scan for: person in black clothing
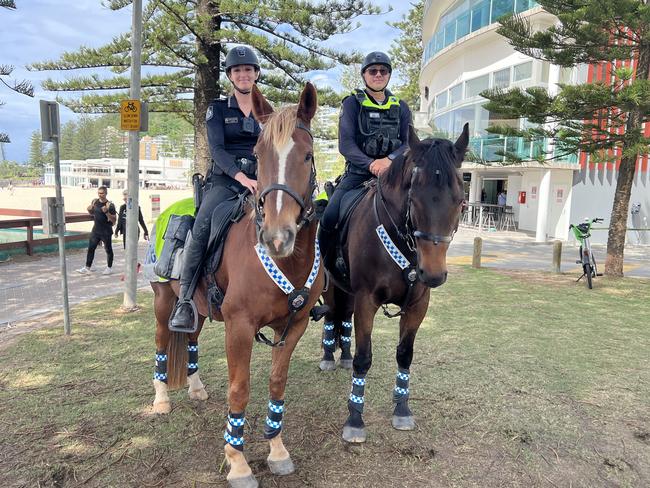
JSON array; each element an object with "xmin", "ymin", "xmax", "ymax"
[
  {"xmin": 318, "ymin": 51, "xmax": 413, "ymax": 259},
  {"xmin": 170, "ymin": 45, "xmax": 262, "ymax": 330},
  {"xmin": 115, "ymin": 189, "xmax": 149, "ymax": 248},
  {"xmin": 78, "ymin": 186, "xmax": 117, "ymax": 275}
]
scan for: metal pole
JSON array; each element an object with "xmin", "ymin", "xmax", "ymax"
[
  {"xmin": 52, "ymin": 133, "xmax": 71, "ymax": 334},
  {"xmin": 123, "ymin": 0, "xmax": 143, "ymax": 310}
]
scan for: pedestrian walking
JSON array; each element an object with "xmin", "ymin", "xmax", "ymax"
[
  {"xmin": 115, "ymin": 189, "xmax": 149, "ymax": 248},
  {"xmin": 77, "ymin": 186, "xmax": 117, "ymax": 275}
]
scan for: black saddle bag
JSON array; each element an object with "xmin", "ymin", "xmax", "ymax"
[{"xmin": 154, "ymin": 214, "xmax": 195, "ymax": 279}]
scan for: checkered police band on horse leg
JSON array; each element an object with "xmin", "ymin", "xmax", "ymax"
[
  {"xmin": 322, "ymin": 124, "xmax": 469, "ymax": 444},
  {"xmin": 150, "ymin": 82, "xmax": 323, "ymax": 488}
]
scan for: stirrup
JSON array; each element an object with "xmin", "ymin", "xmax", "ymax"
[{"xmin": 168, "ymin": 299, "xmax": 199, "ymax": 334}]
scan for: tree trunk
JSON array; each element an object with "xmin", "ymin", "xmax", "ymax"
[
  {"xmin": 193, "ymin": 0, "xmax": 222, "ymax": 175},
  {"xmin": 604, "ymin": 42, "xmax": 650, "ymax": 276}
]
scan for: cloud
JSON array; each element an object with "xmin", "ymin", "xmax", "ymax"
[{"xmin": 1, "ymin": 1, "xmax": 412, "ymax": 162}]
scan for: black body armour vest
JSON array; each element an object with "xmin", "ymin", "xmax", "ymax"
[{"xmin": 354, "ymin": 89, "xmax": 402, "ymax": 159}]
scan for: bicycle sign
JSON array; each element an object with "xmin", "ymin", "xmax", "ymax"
[{"xmin": 120, "ymin": 99, "xmax": 141, "ymax": 131}]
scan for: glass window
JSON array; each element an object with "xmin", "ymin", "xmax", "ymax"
[
  {"xmin": 493, "ymin": 68, "xmax": 511, "ymax": 89},
  {"xmin": 435, "ymin": 31, "xmax": 445, "ymax": 52},
  {"xmin": 471, "ymin": 0, "xmax": 490, "ymax": 32},
  {"xmin": 513, "ymin": 61, "xmax": 533, "ymax": 81},
  {"xmin": 491, "ymin": 0, "xmax": 514, "ymax": 22},
  {"xmin": 456, "ymin": 12, "xmax": 470, "ymax": 39},
  {"xmin": 466, "ymin": 74, "xmax": 490, "ymax": 97},
  {"xmin": 444, "ymin": 23, "xmax": 456, "ymax": 46},
  {"xmin": 449, "ymin": 83, "xmax": 463, "ymax": 104},
  {"xmin": 435, "ymin": 91, "xmax": 448, "ymax": 110},
  {"xmin": 515, "ymin": 0, "xmax": 537, "ymax": 13}
]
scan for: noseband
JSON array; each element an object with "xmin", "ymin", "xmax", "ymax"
[{"xmin": 254, "ymin": 121, "xmax": 318, "ymax": 232}]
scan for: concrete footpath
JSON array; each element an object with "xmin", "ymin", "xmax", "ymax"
[
  {"xmin": 0, "ymin": 241, "xmax": 151, "ymax": 326},
  {"xmin": 1, "ymin": 229, "xmax": 648, "ymax": 327}
]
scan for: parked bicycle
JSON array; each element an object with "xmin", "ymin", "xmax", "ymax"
[{"xmin": 569, "ymin": 217, "xmax": 604, "ymax": 289}]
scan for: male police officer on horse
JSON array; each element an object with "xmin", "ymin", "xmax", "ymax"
[
  {"xmin": 170, "ymin": 46, "xmax": 262, "ymax": 331},
  {"xmin": 318, "ymin": 51, "xmax": 413, "ymax": 260}
]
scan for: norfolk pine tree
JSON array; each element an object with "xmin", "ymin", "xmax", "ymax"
[
  {"xmin": 1, "ymin": 1, "xmax": 34, "ymax": 143},
  {"xmin": 481, "ymin": 0, "xmax": 650, "ymax": 277},
  {"xmin": 388, "ymin": 0, "xmax": 423, "ymax": 109},
  {"xmin": 28, "ymin": 0, "xmax": 381, "ymax": 173}
]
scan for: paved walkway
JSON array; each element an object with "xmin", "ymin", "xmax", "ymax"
[
  {"xmin": 1, "ymin": 230, "xmax": 648, "ymax": 327},
  {"xmin": 0, "ymin": 241, "xmax": 151, "ymax": 326},
  {"xmin": 448, "ymin": 228, "xmax": 650, "ymax": 278}
]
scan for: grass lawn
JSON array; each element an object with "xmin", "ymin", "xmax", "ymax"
[{"xmin": 0, "ymin": 266, "xmax": 648, "ymax": 487}]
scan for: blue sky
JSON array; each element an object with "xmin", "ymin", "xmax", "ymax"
[{"xmin": 0, "ymin": 1, "xmax": 411, "ymax": 163}]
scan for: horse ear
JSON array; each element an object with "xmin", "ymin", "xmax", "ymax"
[
  {"xmin": 408, "ymin": 124, "xmax": 420, "ymax": 148},
  {"xmin": 454, "ymin": 123, "xmax": 470, "ymax": 166},
  {"xmin": 251, "ymin": 84, "xmax": 274, "ymax": 124},
  {"xmin": 297, "ymin": 82, "xmax": 317, "ymax": 123}
]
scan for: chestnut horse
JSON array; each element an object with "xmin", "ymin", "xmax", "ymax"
[
  {"xmin": 151, "ymin": 83, "xmax": 324, "ymax": 487},
  {"xmin": 320, "ymin": 124, "xmax": 469, "ymax": 443}
]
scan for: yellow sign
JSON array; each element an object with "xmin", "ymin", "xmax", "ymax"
[{"xmin": 120, "ymin": 99, "xmax": 141, "ymax": 131}]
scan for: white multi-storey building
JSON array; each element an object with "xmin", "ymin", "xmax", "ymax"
[
  {"xmin": 418, "ymin": 0, "xmax": 649, "ymax": 244},
  {"xmin": 44, "ymin": 156, "xmax": 192, "ymax": 189}
]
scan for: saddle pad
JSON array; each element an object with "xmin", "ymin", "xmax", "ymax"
[{"xmin": 154, "ymin": 198, "xmax": 196, "ymax": 259}]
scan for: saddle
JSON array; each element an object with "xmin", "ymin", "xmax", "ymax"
[
  {"xmin": 325, "ymin": 181, "xmax": 374, "ymax": 287},
  {"xmin": 154, "ymin": 194, "xmax": 248, "ymax": 316}
]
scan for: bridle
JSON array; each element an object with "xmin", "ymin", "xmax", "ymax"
[
  {"xmin": 373, "ymin": 151, "xmax": 463, "ymax": 317},
  {"xmin": 254, "ymin": 120, "xmax": 318, "ymax": 234},
  {"xmin": 374, "ymin": 162, "xmax": 461, "ymax": 254}
]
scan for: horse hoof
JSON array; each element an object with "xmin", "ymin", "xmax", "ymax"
[
  {"xmin": 189, "ymin": 388, "xmax": 209, "ymax": 401},
  {"xmin": 152, "ymin": 401, "xmax": 171, "ymax": 414},
  {"xmin": 342, "ymin": 425, "xmax": 367, "ymax": 443},
  {"xmin": 392, "ymin": 415, "xmax": 415, "ymax": 431},
  {"xmin": 227, "ymin": 474, "xmax": 258, "ymax": 488},
  {"xmin": 267, "ymin": 456, "xmax": 295, "ymax": 475},
  {"xmin": 319, "ymin": 360, "xmax": 336, "ymax": 371},
  {"xmin": 337, "ymin": 358, "xmax": 353, "ymax": 370}
]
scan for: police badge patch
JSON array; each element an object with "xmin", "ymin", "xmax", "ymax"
[{"xmin": 206, "ymin": 105, "xmax": 213, "ymax": 121}]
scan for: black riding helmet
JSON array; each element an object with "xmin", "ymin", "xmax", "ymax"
[
  {"xmin": 360, "ymin": 51, "xmax": 392, "ymax": 75},
  {"xmin": 225, "ymin": 45, "xmax": 260, "ymax": 73}
]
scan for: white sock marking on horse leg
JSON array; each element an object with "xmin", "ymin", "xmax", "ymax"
[{"xmin": 275, "ymin": 140, "xmax": 295, "ymax": 214}]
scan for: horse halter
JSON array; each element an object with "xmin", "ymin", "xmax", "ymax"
[
  {"xmin": 254, "ymin": 121, "xmax": 317, "ymax": 233},
  {"xmin": 375, "ymin": 165, "xmax": 458, "ymax": 254}
]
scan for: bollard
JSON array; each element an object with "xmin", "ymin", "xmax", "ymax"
[
  {"xmin": 472, "ymin": 236, "xmax": 482, "ymax": 268},
  {"xmin": 552, "ymin": 240, "xmax": 562, "ymax": 273}
]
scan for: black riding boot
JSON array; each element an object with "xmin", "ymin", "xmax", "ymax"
[
  {"xmin": 169, "ymin": 234, "xmax": 206, "ymax": 332},
  {"xmin": 318, "ymin": 225, "xmax": 335, "ymax": 261}
]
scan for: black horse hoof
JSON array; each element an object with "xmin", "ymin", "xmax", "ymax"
[
  {"xmin": 392, "ymin": 415, "xmax": 415, "ymax": 431},
  {"xmin": 337, "ymin": 358, "xmax": 353, "ymax": 370},
  {"xmin": 342, "ymin": 425, "xmax": 367, "ymax": 443}
]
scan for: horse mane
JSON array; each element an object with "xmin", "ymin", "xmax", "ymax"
[
  {"xmin": 382, "ymin": 138, "xmax": 460, "ymax": 189},
  {"xmin": 260, "ymin": 105, "xmax": 299, "ymax": 148}
]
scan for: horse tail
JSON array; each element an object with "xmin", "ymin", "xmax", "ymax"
[{"xmin": 166, "ymin": 331, "xmax": 188, "ymax": 389}]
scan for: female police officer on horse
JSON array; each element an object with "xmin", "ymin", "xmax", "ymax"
[
  {"xmin": 318, "ymin": 51, "xmax": 413, "ymax": 259},
  {"xmin": 171, "ymin": 45, "xmax": 262, "ymax": 330}
]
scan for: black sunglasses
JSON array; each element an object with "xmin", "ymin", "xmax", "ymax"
[{"xmin": 367, "ymin": 68, "xmax": 389, "ymax": 76}]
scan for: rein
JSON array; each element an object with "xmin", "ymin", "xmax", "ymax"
[
  {"xmin": 373, "ymin": 160, "xmax": 458, "ymax": 318},
  {"xmin": 254, "ymin": 120, "xmax": 320, "ymax": 347}
]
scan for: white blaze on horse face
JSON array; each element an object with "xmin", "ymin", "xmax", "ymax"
[{"xmin": 275, "ymin": 139, "xmax": 295, "ymax": 214}]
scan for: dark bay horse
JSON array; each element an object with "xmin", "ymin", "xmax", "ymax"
[
  {"xmin": 321, "ymin": 123, "xmax": 469, "ymax": 443},
  {"xmin": 151, "ymin": 83, "xmax": 324, "ymax": 487}
]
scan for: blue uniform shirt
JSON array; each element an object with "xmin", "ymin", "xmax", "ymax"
[
  {"xmin": 338, "ymin": 88, "xmax": 412, "ymax": 174},
  {"xmin": 206, "ymin": 95, "xmax": 261, "ymax": 179}
]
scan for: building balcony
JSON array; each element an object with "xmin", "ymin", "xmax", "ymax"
[
  {"xmin": 423, "ymin": 0, "xmax": 538, "ymax": 67},
  {"xmin": 468, "ymin": 135, "xmax": 578, "ymax": 165}
]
